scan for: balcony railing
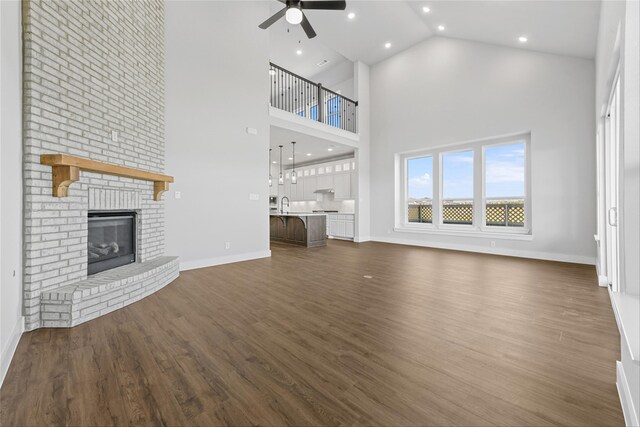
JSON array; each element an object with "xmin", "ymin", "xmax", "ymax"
[
  {"xmin": 269, "ymin": 62, "xmax": 358, "ymax": 133},
  {"xmin": 408, "ymin": 199, "xmax": 525, "ymax": 227}
]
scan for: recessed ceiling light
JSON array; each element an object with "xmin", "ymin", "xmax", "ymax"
[
  {"xmin": 437, "ymin": 25, "xmax": 445, "ymax": 31},
  {"xmin": 296, "ymin": 49, "xmax": 303, "ymax": 55},
  {"xmin": 347, "ymin": 12, "xmax": 355, "ymax": 19},
  {"xmin": 422, "ymin": 6, "xmax": 430, "ymax": 13},
  {"xmin": 288, "ymin": 157, "xmax": 293, "ymax": 160},
  {"xmin": 272, "ymin": 161, "xmax": 277, "ymax": 164},
  {"xmin": 518, "ymin": 36, "xmax": 528, "ymax": 43},
  {"xmin": 306, "ymin": 153, "xmax": 312, "ymax": 156},
  {"xmin": 384, "ymin": 42, "xmax": 392, "ymax": 49},
  {"xmin": 328, "ymin": 148, "xmax": 334, "ymax": 152}
]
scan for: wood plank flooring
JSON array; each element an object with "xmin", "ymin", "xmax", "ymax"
[{"xmin": 0, "ymin": 240, "xmax": 624, "ymax": 426}]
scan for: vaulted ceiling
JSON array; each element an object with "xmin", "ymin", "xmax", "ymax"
[{"xmin": 268, "ymin": 0, "xmax": 601, "ymax": 80}]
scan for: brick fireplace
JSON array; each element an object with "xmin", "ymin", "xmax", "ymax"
[{"xmin": 22, "ymin": 0, "xmax": 178, "ymax": 330}]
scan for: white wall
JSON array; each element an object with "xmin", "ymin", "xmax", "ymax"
[
  {"xmin": 595, "ymin": 1, "xmax": 640, "ymax": 425},
  {"xmin": 165, "ymin": 1, "xmax": 271, "ymax": 271},
  {"xmin": 0, "ymin": 0, "xmax": 24, "ymax": 385},
  {"xmin": 369, "ymin": 37, "xmax": 596, "ymax": 263},
  {"xmin": 313, "ymin": 59, "xmax": 355, "ymax": 99}
]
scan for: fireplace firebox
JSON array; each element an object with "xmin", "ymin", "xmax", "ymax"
[{"xmin": 88, "ymin": 211, "xmax": 136, "ymax": 275}]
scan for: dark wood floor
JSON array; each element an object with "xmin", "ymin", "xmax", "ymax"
[{"xmin": 0, "ymin": 241, "xmax": 624, "ymax": 426}]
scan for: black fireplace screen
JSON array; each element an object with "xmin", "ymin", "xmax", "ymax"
[{"xmin": 88, "ymin": 211, "xmax": 136, "ymax": 275}]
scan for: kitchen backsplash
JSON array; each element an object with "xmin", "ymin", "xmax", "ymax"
[{"xmin": 289, "ymin": 199, "xmax": 355, "ymax": 213}]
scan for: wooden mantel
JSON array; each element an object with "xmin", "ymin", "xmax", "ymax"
[{"xmin": 40, "ymin": 154, "xmax": 174, "ymax": 201}]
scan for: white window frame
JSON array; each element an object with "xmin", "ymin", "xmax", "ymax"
[
  {"xmin": 401, "ymin": 153, "xmax": 436, "ymax": 228},
  {"xmin": 439, "ymin": 148, "xmax": 476, "ymax": 232},
  {"xmin": 481, "ymin": 137, "xmax": 531, "ymax": 234},
  {"xmin": 396, "ymin": 133, "xmax": 532, "ymax": 239}
]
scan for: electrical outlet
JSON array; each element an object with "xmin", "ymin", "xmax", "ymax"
[
  {"xmin": 111, "ymin": 130, "xmax": 118, "ymax": 142},
  {"xmin": 490, "ymin": 241, "xmax": 496, "ymax": 247},
  {"xmin": 225, "ymin": 242, "xmax": 231, "ymax": 250},
  {"xmin": 249, "ymin": 193, "xmax": 259, "ymax": 201},
  {"xmin": 246, "ymin": 127, "xmax": 258, "ymax": 135},
  {"xmin": 175, "ymin": 191, "xmax": 181, "ymax": 199}
]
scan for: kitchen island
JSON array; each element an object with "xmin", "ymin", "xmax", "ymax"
[{"xmin": 270, "ymin": 213, "xmax": 327, "ymax": 248}]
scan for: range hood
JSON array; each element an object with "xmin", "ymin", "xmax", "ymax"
[{"xmin": 314, "ymin": 188, "xmax": 335, "ymax": 194}]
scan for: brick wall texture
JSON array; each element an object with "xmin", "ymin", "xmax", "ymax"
[{"xmin": 22, "ymin": 0, "xmax": 167, "ymax": 330}]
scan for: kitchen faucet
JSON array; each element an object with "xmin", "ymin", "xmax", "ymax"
[{"xmin": 280, "ymin": 196, "xmax": 290, "ymax": 214}]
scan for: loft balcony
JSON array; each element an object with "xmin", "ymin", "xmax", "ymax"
[{"xmin": 269, "ymin": 63, "xmax": 358, "ymax": 134}]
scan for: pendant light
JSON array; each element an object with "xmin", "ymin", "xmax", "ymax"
[
  {"xmin": 291, "ymin": 141, "xmax": 297, "ymax": 184},
  {"xmin": 268, "ymin": 148, "xmax": 273, "ymax": 187},
  {"xmin": 278, "ymin": 145, "xmax": 284, "ymax": 185}
]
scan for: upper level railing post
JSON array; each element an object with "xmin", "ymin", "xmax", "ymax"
[{"xmin": 317, "ymin": 83, "xmax": 323, "ymax": 124}]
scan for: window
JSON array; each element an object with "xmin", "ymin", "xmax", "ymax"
[
  {"xmin": 297, "ymin": 104, "xmax": 319, "ymax": 120},
  {"xmin": 441, "ymin": 150, "xmax": 473, "ymax": 225},
  {"xmin": 397, "ymin": 134, "xmax": 530, "ymax": 236},
  {"xmin": 310, "ymin": 104, "xmax": 319, "ymax": 121},
  {"xmin": 484, "ymin": 143, "xmax": 525, "ymax": 227},
  {"xmin": 326, "ymin": 96, "xmax": 341, "ymax": 128},
  {"xmin": 407, "ymin": 156, "xmax": 433, "ymax": 223}
]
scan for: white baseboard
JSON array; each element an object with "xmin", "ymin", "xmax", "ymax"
[
  {"xmin": 595, "ymin": 262, "xmax": 610, "ymax": 287},
  {"xmin": 369, "ymin": 236, "xmax": 596, "ymax": 265},
  {"xmin": 0, "ymin": 316, "xmax": 24, "ymax": 387},
  {"xmin": 617, "ymin": 361, "xmax": 639, "ymax": 427},
  {"xmin": 179, "ymin": 250, "xmax": 271, "ymax": 272},
  {"xmin": 354, "ymin": 235, "xmax": 371, "ymax": 243}
]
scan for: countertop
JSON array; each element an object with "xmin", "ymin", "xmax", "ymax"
[{"xmin": 270, "ymin": 212, "xmax": 328, "ymax": 217}]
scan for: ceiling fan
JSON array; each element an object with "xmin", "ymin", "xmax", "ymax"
[{"xmin": 259, "ymin": 0, "xmax": 347, "ymax": 39}]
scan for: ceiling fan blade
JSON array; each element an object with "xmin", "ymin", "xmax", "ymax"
[
  {"xmin": 258, "ymin": 7, "xmax": 288, "ymax": 30},
  {"xmin": 300, "ymin": 1, "xmax": 346, "ymax": 10},
  {"xmin": 300, "ymin": 13, "xmax": 317, "ymax": 39}
]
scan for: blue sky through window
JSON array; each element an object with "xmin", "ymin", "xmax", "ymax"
[
  {"xmin": 407, "ymin": 156, "xmax": 433, "ymax": 199},
  {"xmin": 485, "ymin": 143, "xmax": 525, "ymax": 198},
  {"xmin": 443, "ymin": 150, "xmax": 473, "ymax": 199}
]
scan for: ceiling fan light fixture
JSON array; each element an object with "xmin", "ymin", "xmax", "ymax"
[{"xmin": 286, "ymin": 7, "xmax": 304, "ymax": 25}]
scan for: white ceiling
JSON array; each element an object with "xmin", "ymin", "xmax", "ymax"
[
  {"xmin": 270, "ymin": 126, "xmax": 355, "ymax": 167},
  {"xmin": 267, "ymin": 0, "xmax": 601, "ymax": 74}
]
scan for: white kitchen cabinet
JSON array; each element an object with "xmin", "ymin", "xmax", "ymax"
[
  {"xmin": 283, "ymin": 157, "xmax": 356, "ymax": 202},
  {"xmin": 303, "ymin": 176, "xmax": 317, "ymax": 200},
  {"xmin": 329, "ymin": 219, "xmax": 345, "ymax": 237},
  {"xmin": 327, "ymin": 214, "xmax": 355, "ymax": 240},
  {"xmin": 350, "ymin": 171, "xmax": 358, "ymax": 197},
  {"xmin": 345, "ymin": 220, "xmax": 355, "ymax": 238},
  {"xmin": 291, "ymin": 178, "xmax": 303, "ymax": 201},
  {"xmin": 333, "ymin": 173, "xmax": 351, "ymax": 200},
  {"xmin": 317, "ymin": 174, "xmax": 332, "ymax": 189}
]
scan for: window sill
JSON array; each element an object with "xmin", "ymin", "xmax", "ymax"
[{"xmin": 394, "ymin": 226, "xmax": 534, "ymax": 241}]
